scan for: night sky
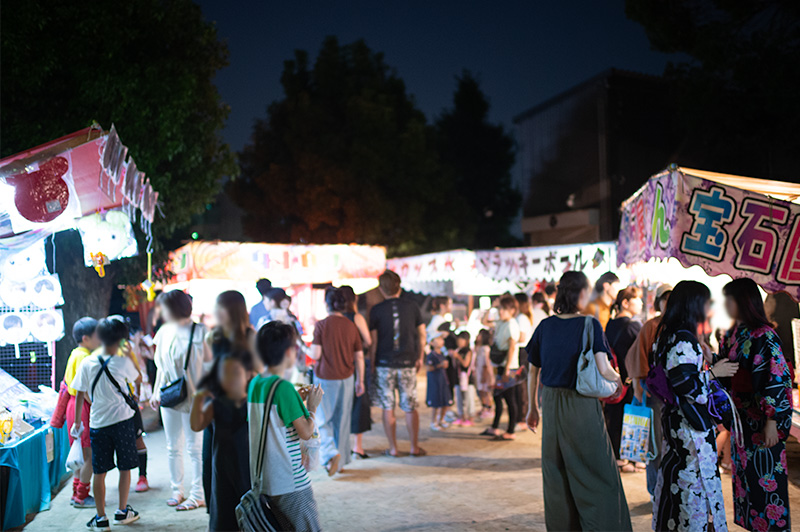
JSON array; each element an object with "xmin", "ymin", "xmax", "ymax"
[{"xmin": 196, "ymin": 0, "xmax": 676, "ymax": 152}]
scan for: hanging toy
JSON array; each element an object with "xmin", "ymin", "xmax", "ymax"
[
  {"xmin": 141, "ymin": 251, "xmax": 156, "ymax": 301},
  {"xmin": 90, "ymin": 252, "xmax": 109, "ymax": 277}
]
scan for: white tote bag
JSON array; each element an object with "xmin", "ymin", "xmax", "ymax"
[{"xmin": 575, "ymin": 316, "xmax": 617, "ymax": 398}]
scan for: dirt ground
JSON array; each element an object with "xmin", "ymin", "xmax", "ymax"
[{"xmin": 22, "ymin": 378, "xmax": 800, "ymax": 531}]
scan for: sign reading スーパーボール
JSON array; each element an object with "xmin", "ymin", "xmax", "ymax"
[{"xmin": 618, "ymin": 167, "xmax": 800, "ymax": 299}]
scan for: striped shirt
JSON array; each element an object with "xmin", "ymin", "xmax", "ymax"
[{"xmin": 248, "ymin": 374, "xmax": 311, "ymax": 496}]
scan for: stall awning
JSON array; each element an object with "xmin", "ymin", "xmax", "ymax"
[
  {"xmin": 618, "ymin": 166, "xmax": 800, "ymax": 299},
  {"xmin": 386, "ymin": 250, "xmax": 519, "ymax": 296},
  {"xmin": 0, "ymin": 125, "xmax": 158, "ymax": 250},
  {"xmin": 168, "ymin": 241, "xmax": 386, "ymax": 285}
]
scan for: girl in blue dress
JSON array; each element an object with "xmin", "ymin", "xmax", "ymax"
[{"xmin": 426, "ymin": 334, "xmax": 452, "ymax": 430}]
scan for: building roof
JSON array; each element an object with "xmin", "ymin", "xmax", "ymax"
[{"xmin": 512, "ymin": 68, "xmax": 664, "ymax": 124}]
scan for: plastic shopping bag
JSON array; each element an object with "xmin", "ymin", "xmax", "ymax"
[
  {"xmin": 66, "ymin": 439, "xmax": 84, "ymax": 471},
  {"xmin": 619, "ymin": 399, "xmax": 656, "ymax": 463},
  {"xmin": 300, "ymin": 429, "xmax": 320, "ymax": 472}
]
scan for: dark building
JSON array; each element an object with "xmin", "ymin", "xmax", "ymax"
[{"xmin": 513, "ymin": 69, "xmax": 680, "ymax": 246}]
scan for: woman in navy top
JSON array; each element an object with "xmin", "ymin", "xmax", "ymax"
[{"xmin": 525, "ymin": 271, "xmax": 632, "ymax": 531}]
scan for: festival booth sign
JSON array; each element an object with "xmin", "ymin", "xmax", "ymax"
[
  {"xmin": 385, "ymin": 250, "xmax": 517, "ymax": 297},
  {"xmin": 0, "ymin": 125, "xmax": 159, "ymax": 390},
  {"xmin": 165, "ymin": 241, "xmax": 387, "ymax": 333},
  {"xmin": 617, "ymin": 165, "xmax": 800, "ymax": 437},
  {"xmin": 475, "ymin": 242, "xmax": 619, "ymax": 289}
]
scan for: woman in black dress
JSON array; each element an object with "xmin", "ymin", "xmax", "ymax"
[
  {"xmin": 190, "ymin": 351, "xmax": 254, "ymax": 532},
  {"xmin": 339, "ymin": 286, "xmax": 373, "ymax": 458},
  {"xmin": 604, "ymin": 286, "xmax": 643, "ymax": 473}
]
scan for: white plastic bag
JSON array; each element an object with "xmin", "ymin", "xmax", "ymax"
[
  {"xmin": 66, "ymin": 439, "xmax": 84, "ymax": 471},
  {"xmin": 300, "ymin": 429, "xmax": 320, "ymax": 472}
]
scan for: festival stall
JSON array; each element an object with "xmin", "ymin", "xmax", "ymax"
[
  {"xmin": 0, "ymin": 125, "xmax": 158, "ymax": 529},
  {"xmin": 164, "ymin": 241, "xmax": 386, "ymax": 335},
  {"xmin": 385, "ymin": 249, "xmax": 517, "ymax": 297},
  {"xmin": 617, "ymin": 165, "xmax": 800, "ymax": 438}
]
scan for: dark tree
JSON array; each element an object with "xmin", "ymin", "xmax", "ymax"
[
  {"xmin": 626, "ymin": 0, "xmax": 800, "ymax": 180},
  {"xmin": 229, "ymin": 37, "xmax": 462, "ymax": 255},
  {"xmin": 1, "ymin": 0, "xmax": 235, "ymax": 379},
  {"xmin": 435, "ymin": 72, "xmax": 520, "ymax": 247}
]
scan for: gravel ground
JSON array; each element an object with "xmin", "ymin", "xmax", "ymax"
[{"xmin": 22, "ymin": 379, "xmax": 800, "ymax": 531}]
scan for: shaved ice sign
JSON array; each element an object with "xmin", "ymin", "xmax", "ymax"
[{"xmin": 618, "ymin": 168, "xmax": 800, "ymax": 299}]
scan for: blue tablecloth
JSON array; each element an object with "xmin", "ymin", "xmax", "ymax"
[{"xmin": 0, "ymin": 423, "xmax": 70, "ymax": 530}]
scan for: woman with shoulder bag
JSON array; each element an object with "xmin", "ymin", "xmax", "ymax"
[
  {"xmin": 150, "ymin": 290, "xmax": 211, "ymax": 511},
  {"xmin": 525, "ymin": 271, "xmax": 632, "ymax": 531},
  {"xmin": 651, "ymin": 281, "xmax": 738, "ymax": 531}
]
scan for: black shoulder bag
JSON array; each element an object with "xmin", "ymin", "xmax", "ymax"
[
  {"xmin": 160, "ymin": 322, "xmax": 197, "ymax": 408},
  {"xmin": 92, "ymin": 356, "xmax": 138, "ymax": 412}
]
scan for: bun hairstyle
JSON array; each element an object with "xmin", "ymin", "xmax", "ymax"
[
  {"xmin": 611, "ymin": 286, "xmax": 642, "ymax": 315},
  {"xmin": 325, "ymin": 287, "xmax": 348, "ymax": 313},
  {"xmin": 338, "ymin": 285, "xmax": 358, "ymax": 313}
]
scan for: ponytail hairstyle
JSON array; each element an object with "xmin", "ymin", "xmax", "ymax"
[{"xmin": 611, "ymin": 286, "xmax": 642, "ymax": 317}]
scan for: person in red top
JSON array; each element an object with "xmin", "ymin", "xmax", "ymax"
[{"xmin": 310, "ymin": 287, "xmax": 365, "ymax": 476}]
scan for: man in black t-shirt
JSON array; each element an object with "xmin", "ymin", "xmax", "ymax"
[{"xmin": 368, "ymin": 270, "xmax": 426, "ymax": 457}]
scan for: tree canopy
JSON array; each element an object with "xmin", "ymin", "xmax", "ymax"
[
  {"xmin": 626, "ymin": 0, "xmax": 800, "ymax": 180},
  {"xmin": 2, "ymin": 0, "xmax": 235, "ymax": 377},
  {"xmin": 435, "ymin": 72, "xmax": 519, "ymax": 248},
  {"xmin": 2, "ymin": 0, "xmax": 236, "ymax": 240},
  {"xmin": 230, "ymin": 38, "xmax": 520, "ymax": 254}
]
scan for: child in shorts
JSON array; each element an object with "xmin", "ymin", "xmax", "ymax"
[{"xmin": 71, "ymin": 317, "xmax": 142, "ymax": 530}]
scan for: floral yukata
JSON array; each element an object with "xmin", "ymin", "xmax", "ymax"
[
  {"xmin": 653, "ymin": 331, "xmax": 727, "ymax": 532},
  {"xmin": 720, "ymin": 325, "xmax": 793, "ymax": 532}
]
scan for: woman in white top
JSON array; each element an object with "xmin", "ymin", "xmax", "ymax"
[
  {"xmin": 150, "ymin": 290, "xmax": 211, "ymax": 510},
  {"xmin": 530, "ymin": 292, "xmax": 551, "ymax": 331},
  {"xmin": 426, "ymin": 296, "xmax": 451, "ymax": 342}
]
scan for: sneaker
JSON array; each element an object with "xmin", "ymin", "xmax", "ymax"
[
  {"xmin": 439, "ymin": 421, "xmax": 450, "ymax": 429},
  {"xmin": 451, "ymin": 419, "xmax": 463, "ymax": 426},
  {"xmin": 73, "ymin": 495, "xmax": 96, "ymax": 509},
  {"xmin": 114, "ymin": 505, "xmax": 140, "ymax": 525},
  {"xmin": 461, "ymin": 420, "xmax": 474, "ymax": 427},
  {"xmin": 444, "ymin": 410, "xmax": 456, "ymax": 422},
  {"xmin": 430, "ymin": 423, "xmax": 441, "ymax": 431},
  {"xmin": 86, "ymin": 515, "xmax": 110, "ymax": 531},
  {"xmin": 135, "ymin": 475, "xmax": 149, "ymax": 492}
]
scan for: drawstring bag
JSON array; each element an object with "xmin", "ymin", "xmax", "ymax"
[
  {"xmin": 620, "ymin": 396, "xmax": 657, "ymax": 463},
  {"xmin": 706, "ymin": 374, "xmax": 744, "ymax": 448},
  {"xmin": 576, "ymin": 316, "xmax": 617, "ymax": 399}
]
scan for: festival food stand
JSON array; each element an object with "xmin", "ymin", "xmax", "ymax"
[
  {"xmin": 0, "ymin": 125, "xmax": 158, "ymax": 529},
  {"xmin": 164, "ymin": 241, "xmax": 386, "ymax": 335},
  {"xmin": 617, "ymin": 165, "xmax": 800, "ymax": 438}
]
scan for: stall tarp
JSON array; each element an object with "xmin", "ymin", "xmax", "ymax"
[
  {"xmin": 618, "ymin": 167, "xmax": 800, "ymax": 299},
  {"xmin": 476, "ymin": 242, "xmax": 617, "ymax": 283},
  {"xmin": 168, "ymin": 241, "xmax": 386, "ymax": 285}
]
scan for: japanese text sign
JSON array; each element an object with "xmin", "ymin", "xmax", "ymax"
[
  {"xmin": 475, "ymin": 243, "xmax": 617, "ymax": 284},
  {"xmin": 618, "ymin": 169, "xmax": 800, "ymax": 299}
]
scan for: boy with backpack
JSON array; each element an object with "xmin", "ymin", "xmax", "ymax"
[{"xmin": 71, "ymin": 317, "xmax": 142, "ymax": 530}]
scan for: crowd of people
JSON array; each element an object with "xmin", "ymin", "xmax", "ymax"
[{"xmin": 48, "ymin": 266, "xmax": 795, "ymax": 532}]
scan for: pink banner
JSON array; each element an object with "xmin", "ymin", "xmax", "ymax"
[{"xmin": 618, "ymin": 169, "xmax": 800, "ymax": 299}]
